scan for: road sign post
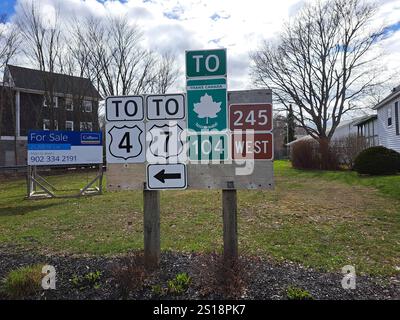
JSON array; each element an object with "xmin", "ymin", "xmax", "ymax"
[
  {"xmin": 143, "ymin": 188, "xmax": 160, "ymax": 268},
  {"xmin": 105, "ymin": 48, "xmax": 274, "ymax": 271},
  {"xmin": 223, "ymin": 187, "xmax": 238, "ymax": 266}
]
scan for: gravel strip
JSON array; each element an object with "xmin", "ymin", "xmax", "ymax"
[{"xmin": 0, "ymin": 246, "xmax": 398, "ymax": 300}]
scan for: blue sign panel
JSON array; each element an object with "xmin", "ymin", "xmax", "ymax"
[{"xmin": 28, "ymin": 130, "xmax": 103, "ymax": 165}]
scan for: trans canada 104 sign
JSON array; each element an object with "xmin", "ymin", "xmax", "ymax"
[{"xmin": 187, "ymin": 78, "xmax": 227, "ymax": 132}]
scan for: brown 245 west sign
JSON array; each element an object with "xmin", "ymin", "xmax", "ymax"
[{"xmin": 229, "ymin": 103, "xmax": 273, "ymax": 160}]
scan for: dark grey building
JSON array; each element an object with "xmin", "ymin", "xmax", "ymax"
[{"xmin": 0, "ymin": 65, "xmax": 101, "ymax": 166}]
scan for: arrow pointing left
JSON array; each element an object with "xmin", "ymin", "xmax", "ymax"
[
  {"xmin": 147, "ymin": 164, "xmax": 187, "ymax": 190},
  {"xmin": 154, "ymin": 169, "xmax": 182, "ymax": 183}
]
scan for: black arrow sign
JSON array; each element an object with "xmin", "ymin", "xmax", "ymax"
[{"xmin": 154, "ymin": 169, "xmax": 181, "ymax": 183}]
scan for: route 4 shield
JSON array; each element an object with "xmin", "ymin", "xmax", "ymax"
[{"xmin": 106, "ymin": 122, "xmax": 145, "ymax": 163}]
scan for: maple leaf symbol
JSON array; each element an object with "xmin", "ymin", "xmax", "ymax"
[{"xmin": 193, "ymin": 94, "xmax": 221, "ymax": 124}]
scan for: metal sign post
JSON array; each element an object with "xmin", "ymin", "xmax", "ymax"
[{"xmin": 26, "ymin": 164, "xmax": 103, "ymax": 199}]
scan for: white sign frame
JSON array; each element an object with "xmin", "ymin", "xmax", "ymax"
[{"xmin": 146, "ymin": 163, "xmax": 187, "ymax": 190}]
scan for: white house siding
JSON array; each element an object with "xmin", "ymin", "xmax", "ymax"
[
  {"xmin": 331, "ymin": 119, "xmax": 359, "ymax": 140},
  {"xmin": 377, "ymin": 100, "xmax": 400, "ymax": 153}
]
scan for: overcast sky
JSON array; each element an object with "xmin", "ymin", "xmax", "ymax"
[{"xmin": 2, "ymin": 0, "xmax": 400, "ymax": 94}]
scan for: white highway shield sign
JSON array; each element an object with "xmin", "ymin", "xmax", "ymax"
[
  {"xmin": 106, "ymin": 122, "xmax": 145, "ymax": 163},
  {"xmin": 147, "ymin": 163, "xmax": 187, "ymax": 190},
  {"xmin": 146, "ymin": 120, "xmax": 186, "ymax": 164}
]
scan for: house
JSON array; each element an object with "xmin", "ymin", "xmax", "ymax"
[
  {"xmin": 286, "ymin": 116, "xmax": 367, "ymax": 149},
  {"xmin": 353, "ymin": 114, "xmax": 379, "ymax": 147},
  {"xmin": 0, "ymin": 65, "xmax": 102, "ymax": 166},
  {"xmin": 286, "ymin": 84, "xmax": 400, "ymax": 156},
  {"xmin": 331, "ymin": 118, "xmax": 360, "ymax": 140},
  {"xmin": 372, "ymin": 86, "xmax": 400, "ymax": 153}
]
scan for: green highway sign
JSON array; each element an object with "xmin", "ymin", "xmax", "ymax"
[
  {"xmin": 187, "ymin": 77, "xmax": 227, "ymax": 132},
  {"xmin": 186, "ymin": 49, "xmax": 227, "ymax": 78},
  {"xmin": 188, "ymin": 133, "xmax": 229, "ymax": 161}
]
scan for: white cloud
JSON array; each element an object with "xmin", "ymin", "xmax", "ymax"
[{"xmin": 7, "ymin": 0, "xmax": 400, "ymax": 93}]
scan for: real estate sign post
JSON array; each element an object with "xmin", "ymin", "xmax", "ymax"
[{"xmin": 27, "ymin": 130, "xmax": 103, "ymax": 199}]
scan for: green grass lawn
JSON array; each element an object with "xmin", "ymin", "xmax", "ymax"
[
  {"xmin": 0, "ymin": 161, "xmax": 399, "ymax": 276},
  {"xmin": 275, "ymin": 161, "xmax": 400, "ymax": 200}
]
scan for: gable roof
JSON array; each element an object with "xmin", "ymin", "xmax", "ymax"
[
  {"xmin": 5, "ymin": 65, "xmax": 101, "ymax": 99},
  {"xmin": 373, "ymin": 85, "xmax": 400, "ymax": 110},
  {"xmin": 352, "ymin": 114, "xmax": 378, "ymax": 126}
]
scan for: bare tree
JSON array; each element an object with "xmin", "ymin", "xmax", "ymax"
[
  {"xmin": 0, "ymin": 14, "xmax": 20, "ymax": 137},
  {"xmin": 0, "ymin": 14, "xmax": 20, "ymax": 165},
  {"xmin": 67, "ymin": 15, "xmax": 179, "ymax": 99},
  {"xmin": 251, "ymin": 0, "xmax": 385, "ymax": 166},
  {"xmin": 150, "ymin": 51, "xmax": 180, "ymax": 94},
  {"xmin": 0, "ymin": 14, "xmax": 19, "ymax": 74},
  {"xmin": 15, "ymin": 0, "xmax": 63, "ymax": 130},
  {"xmin": 68, "ymin": 15, "xmax": 151, "ymax": 97}
]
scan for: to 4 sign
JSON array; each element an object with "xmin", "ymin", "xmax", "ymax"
[{"xmin": 106, "ymin": 96, "xmax": 144, "ymax": 121}]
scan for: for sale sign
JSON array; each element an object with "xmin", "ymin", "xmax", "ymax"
[{"xmin": 28, "ymin": 130, "xmax": 103, "ymax": 165}]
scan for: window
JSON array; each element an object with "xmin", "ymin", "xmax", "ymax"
[
  {"xmin": 395, "ymin": 101, "xmax": 399, "ymax": 136},
  {"xmin": 43, "ymin": 119, "xmax": 50, "ymax": 130},
  {"xmin": 388, "ymin": 107, "xmax": 392, "ymax": 127},
  {"xmin": 43, "ymin": 96, "xmax": 58, "ymax": 108},
  {"xmin": 43, "ymin": 119, "xmax": 58, "ymax": 130},
  {"xmin": 82, "ymin": 100, "xmax": 92, "ymax": 113},
  {"xmin": 65, "ymin": 98, "xmax": 73, "ymax": 111},
  {"xmin": 65, "ymin": 121, "xmax": 74, "ymax": 131},
  {"xmin": 80, "ymin": 122, "xmax": 93, "ymax": 131}
]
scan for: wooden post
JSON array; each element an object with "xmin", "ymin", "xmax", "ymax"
[
  {"xmin": 143, "ymin": 188, "xmax": 160, "ymax": 269},
  {"xmin": 222, "ymin": 184, "xmax": 238, "ymax": 266}
]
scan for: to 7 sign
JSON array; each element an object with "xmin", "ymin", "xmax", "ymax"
[{"xmin": 229, "ymin": 103, "xmax": 272, "ymax": 132}]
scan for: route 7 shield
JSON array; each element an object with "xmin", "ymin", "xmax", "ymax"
[
  {"xmin": 146, "ymin": 120, "xmax": 187, "ymax": 164},
  {"xmin": 106, "ymin": 122, "xmax": 145, "ymax": 163}
]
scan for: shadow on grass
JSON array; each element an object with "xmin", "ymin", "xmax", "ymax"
[{"xmin": 0, "ymin": 202, "xmax": 66, "ymax": 217}]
